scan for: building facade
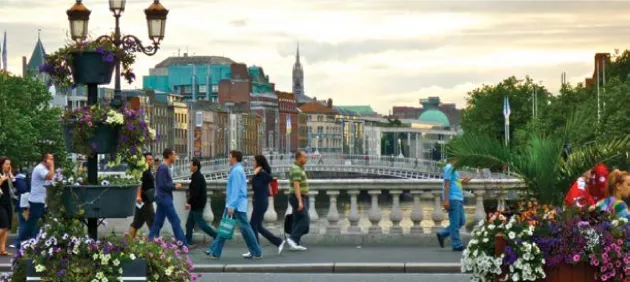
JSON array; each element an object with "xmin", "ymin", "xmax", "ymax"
[
  {"xmin": 297, "ymin": 111, "xmax": 308, "ymax": 151},
  {"xmin": 299, "ymin": 99, "xmax": 342, "ymax": 153},
  {"xmin": 276, "ymin": 91, "xmax": 299, "ymax": 153},
  {"xmin": 248, "ymin": 66, "xmax": 279, "ymax": 154}
]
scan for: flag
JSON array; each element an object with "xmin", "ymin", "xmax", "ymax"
[
  {"xmin": 503, "ymin": 96, "xmax": 511, "ymax": 120},
  {"xmin": 2, "ymin": 31, "xmax": 7, "ymax": 71}
]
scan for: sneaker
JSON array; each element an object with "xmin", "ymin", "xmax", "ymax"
[
  {"xmin": 286, "ymin": 238, "xmax": 298, "ymax": 249},
  {"xmin": 204, "ymin": 250, "xmax": 219, "ymax": 259},
  {"xmin": 292, "ymin": 245, "xmax": 307, "ymax": 251},
  {"xmin": 452, "ymin": 246, "xmax": 464, "ymax": 252},
  {"xmin": 8, "ymin": 245, "xmax": 15, "ymax": 249},
  {"xmin": 242, "ymin": 253, "xmax": 263, "ymax": 260},
  {"xmin": 436, "ymin": 234, "xmax": 445, "ymax": 248},
  {"xmin": 277, "ymin": 240, "xmax": 285, "ymax": 255}
]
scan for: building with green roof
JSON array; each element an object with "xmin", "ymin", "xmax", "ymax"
[{"xmin": 418, "ymin": 109, "xmax": 450, "ymax": 128}]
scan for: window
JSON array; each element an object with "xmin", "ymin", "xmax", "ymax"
[{"xmin": 212, "ymin": 85, "xmax": 218, "ymax": 93}]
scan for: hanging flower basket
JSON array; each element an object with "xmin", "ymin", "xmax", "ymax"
[
  {"xmin": 69, "ymin": 51, "xmax": 117, "ymax": 85},
  {"xmin": 25, "ymin": 258, "xmax": 147, "ymax": 281},
  {"xmin": 47, "ymin": 184, "xmax": 138, "ymax": 218},
  {"xmin": 63, "ymin": 123, "xmax": 119, "ymax": 155}
]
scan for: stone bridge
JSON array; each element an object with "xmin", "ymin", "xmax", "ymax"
[{"xmin": 171, "ymin": 154, "xmax": 510, "ymax": 180}]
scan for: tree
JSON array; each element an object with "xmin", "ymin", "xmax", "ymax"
[
  {"xmin": 461, "ymin": 76, "xmax": 552, "ymax": 145},
  {"xmin": 0, "ymin": 72, "xmax": 68, "ymax": 169}
]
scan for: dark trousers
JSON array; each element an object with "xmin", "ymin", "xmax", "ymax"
[
  {"xmin": 148, "ymin": 196, "xmax": 187, "ymax": 245},
  {"xmin": 250, "ymin": 198, "xmax": 282, "ymax": 247},
  {"xmin": 14, "ymin": 205, "xmax": 26, "ymax": 246},
  {"xmin": 288, "ymin": 194, "xmax": 310, "ymax": 245},
  {"xmin": 185, "ymin": 210, "xmax": 217, "ymax": 245},
  {"xmin": 17, "ymin": 202, "xmax": 45, "ymax": 247}
]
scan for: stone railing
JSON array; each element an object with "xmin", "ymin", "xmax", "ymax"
[{"xmin": 169, "ymin": 179, "xmax": 525, "ymax": 236}]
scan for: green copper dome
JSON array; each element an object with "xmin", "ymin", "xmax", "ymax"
[{"xmin": 418, "ymin": 109, "xmax": 450, "ymax": 127}]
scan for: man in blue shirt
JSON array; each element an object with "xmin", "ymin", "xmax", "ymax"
[
  {"xmin": 436, "ymin": 159, "xmax": 470, "ymax": 251},
  {"xmin": 17, "ymin": 153, "xmax": 54, "ymax": 248},
  {"xmin": 205, "ymin": 150, "xmax": 262, "ymax": 259},
  {"xmin": 148, "ymin": 148, "xmax": 186, "ymax": 246}
]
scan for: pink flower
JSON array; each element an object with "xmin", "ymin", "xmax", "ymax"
[
  {"xmin": 573, "ymin": 254, "xmax": 581, "ymax": 262},
  {"xmin": 88, "ymin": 122, "xmax": 93, "ymax": 127}
]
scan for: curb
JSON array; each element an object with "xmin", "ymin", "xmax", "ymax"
[{"xmin": 193, "ymin": 262, "xmax": 461, "ymax": 273}]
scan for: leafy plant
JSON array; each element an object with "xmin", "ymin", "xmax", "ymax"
[
  {"xmin": 39, "ymin": 36, "xmax": 136, "ymax": 89},
  {"xmin": 448, "ymin": 112, "xmax": 630, "ymax": 205}
]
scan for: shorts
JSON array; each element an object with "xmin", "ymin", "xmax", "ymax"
[
  {"xmin": 130, "ymin": 202, "xmax": 155, "ymax": 230},
  {"xmin": 0, "ymin": 203, "xmax": 12, "ymax": 229}
]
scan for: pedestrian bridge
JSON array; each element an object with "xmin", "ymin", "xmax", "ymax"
[{"xmin": 171, "ymin": 154, "xmax": 511, "ymax": 180}]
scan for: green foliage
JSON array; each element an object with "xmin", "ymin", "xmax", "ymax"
[{"xmin": 0, "ymin": 73, "xmax": 68, "ymax": 169}]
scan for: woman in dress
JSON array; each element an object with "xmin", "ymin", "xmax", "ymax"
[
  {"xmin": 0, "ymin": 157, "xmax": 15, "ymax": 255},
  {"xmin": 243, "ymin": 155, "xmax": 284, "ymax": 257}
]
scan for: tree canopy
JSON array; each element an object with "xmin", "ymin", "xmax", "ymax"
[{"xmin": 0, "ymin": 72, "xmax": 68, "ymax": 169}]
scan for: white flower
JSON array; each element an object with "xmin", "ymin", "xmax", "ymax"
[
  {"xmin": 101, "ymin": 180, "xmax": 110, "ymax": 186},
  {"xmin": 505, "ymin": 223, "xmax": 513, "ymax": 230},
  {"xmin": 34, "ymin": 264, "xmax": 46, "ymax": 272},
  {"xmin": 488, "ymin": 224, "xmax": 495, "ymax": 230},
  {"xmin": 482, "ymin": 238, "xmax": 489, "ymax": 243},
  {"xmin": 165, "ymin": 266, "xmax": 174, "ymax": 276},
  {"xmin": 105, "ymin": 110, "xmax": 124, "ymax": 125},
  {"xmin": 129, "ymin": 254, "xmax": 136, "ymax": 260},
  {"xmin": 148, "ymin": 128, "xmax": 156, "ymax": 140},
  {"xmin": 113, "ymin": 259, "xmax": 120, "ymax": 266},
  {"xmin": 612, "ymin": 220, "xmax": 619, "ymax": 227},
  {"xmin": 508, "ymin": 232, "xmax": 516, "ymax": 240}
]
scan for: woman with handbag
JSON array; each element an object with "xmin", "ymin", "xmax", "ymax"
[
  {"xmin": 0, "ymin": 157, "xmax": 16, "ymax": 256},
  {"xmin": 243, "ymin": 155, "xmax": 284, "ymax": 258}
]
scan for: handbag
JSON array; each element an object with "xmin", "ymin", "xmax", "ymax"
[
  {"xmin": 217, "ymin": 214, "xmax": 237, "ymax": 240},
  {"xmin": 143, "ymin": 188, "xmax": 155, "ymax": 203}
]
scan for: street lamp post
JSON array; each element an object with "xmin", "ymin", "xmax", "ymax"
[{"xmin": 66, "ymin": 0, "xmax": 168, "ymax": 239}]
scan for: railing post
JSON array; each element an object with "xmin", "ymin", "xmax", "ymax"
[
  {"xmin": 308, "ymin": 190, "xmax": 319, "ymax": 221},
  {"xmin": 284, "ymin": 189, "xmax": 293, "ymax": 215},
  {"xmin": 497, "ymin": 189, "xmax": 506, "ymax": 212},
  {"xmin": 368, "ymin": 190, "xmax": 382, "ymax": 234},
  {"xmin": 474, "ymin": 190, "xmax": 487, "ymax": 223},
  {"xmin": 410, "ymin": 191, "xmax": 424, "ymax": 235},
  {"xmin": 202, "ymin": 190, "xmax": 214, "ymax": 224},
  {"xmin": 389, "ymin": 190, "xmax": 403, "ymax": 235},
  {"xmin": 431, "ymin": 191, "xmax": 445, "ymax": 232},
  {"xmin": 264, "ymin": 195, "xmax": 278, "ymax": 223},
  {"xmin": 347, "ymin": 190, "xmax": 361, "ymax": 234},
  {"xmin": 325, "ymin": 191, "xmax": 341, "ymax": 234}
]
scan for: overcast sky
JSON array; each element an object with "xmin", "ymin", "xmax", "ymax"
[{"xmin": 1, "ymin": 0, "xmax": 629, "ymax": 114}]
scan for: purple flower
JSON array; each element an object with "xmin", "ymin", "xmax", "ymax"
[
  {"xmin": 503, "ymin": 246, "xmax": 517, "ymax": 265},
  {"xmin": 104, "ymin": 54, "xmax": 114, "ymax": 63},
  {"xmin": 56, "ymin": 269, "xmax": 65, "ymax": 277},
  {"xmin": 96, "ymin": 46, "xmax": 104, "ymax": 54}
]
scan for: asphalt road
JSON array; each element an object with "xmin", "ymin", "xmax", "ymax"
[{"xmin": 195, "ymin": 273, "xmax": 471, "ymax": 282}]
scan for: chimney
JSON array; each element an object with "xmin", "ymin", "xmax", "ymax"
[
  {"xmin": 183, "ymin": 52, "xmax": 188, "ymax": 57},
  {"xmin": 327, "ymin": 98, "xmax": 332, "ymax": 109}
]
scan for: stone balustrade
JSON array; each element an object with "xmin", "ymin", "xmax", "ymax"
[{"xmin": 170, "ymin": 179, "xmax": 525, "ymax": 236}]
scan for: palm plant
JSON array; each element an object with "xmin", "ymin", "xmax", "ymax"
[{"xmin": 448, "ymin": 113, "xmax": 630, "ymax": 205}]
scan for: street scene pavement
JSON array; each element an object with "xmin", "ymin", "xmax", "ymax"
[{"xmin": 195, "ymin": 273, "xmax": 471, "ymax": 282}]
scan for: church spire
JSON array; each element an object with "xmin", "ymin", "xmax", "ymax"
[
  {"xmin": 296, "ymin": 42, "xmax": 300, "ymax": 63},
  {"xmin": 292, "ymin": 42, "xmax": 304, "ymax": 97}
]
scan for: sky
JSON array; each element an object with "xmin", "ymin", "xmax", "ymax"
[{"xmin": 1, "ymin": 0, "xmax": 629, "ymax": 115}]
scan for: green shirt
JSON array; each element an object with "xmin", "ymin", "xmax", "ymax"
[{"xmin": 289, "ymin": 163, "xmax": 309, "ymax": 194}]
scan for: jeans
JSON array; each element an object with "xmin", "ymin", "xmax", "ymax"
[
  {"xmin": 14, "ymin": 205, "xmax": 26, "ymax": 246},
  {"xmin": 185, "ymin": 210, "xmax": 217, "ymax": 245},
  {"xmin": 17, "ymin": 202, "xmax": 45, "ymax": 247},
  {"xmin": 149, "ymin": 196, "xmax": 187, "ymax": 245},
  {"xmin": 437, "ymin": 200, "xmax": 465, "ymax": 249},
  {"xmin": 250, "ymin": 199, "xmax": 282, "ymax": 247},
  {"xmin": 208, "ymin": 210, "xmax": 261, "ymax": 258},
  {"xmin": 288, "ymin": 194, "xmax": 310, "ymax": 245}
]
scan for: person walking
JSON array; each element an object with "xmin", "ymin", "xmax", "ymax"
[
  {"xmin": 0, "ymin": 157, "xmax": 15, "ymax": 255},
  {"xmin": 129, "ymin": 152, "xmax": 156, "ymax": 238},
  {"xmin": 17, "ymin": 153, "xmax": 54, "ymax": 248},
  {"xmin": 205, "ymin": 150, "xmax": 262, "ymax": 259},
  {"xmin": 436, "ymin": 159, "xmax": 470, "ymax": 252},
  {"xmin": 286, "ymin": 151, "xmax": 309, "ymax": 251},
  {"xmin": 10, "ymin": 170, "xmax": 28, "ymax": 249},
  {"xmin": 243, "ymin": 155, "xmax": 284, "ymax": 258},
  {"xmin": 185, "ymin": 158, "xmax": 216, "ymax": 246},
  {"xmin": 148, "ymin": 149, "xmax": 186, "ymax": 245}
]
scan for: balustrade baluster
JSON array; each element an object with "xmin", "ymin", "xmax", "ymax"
[
  {"xmin": 285, "ymin": 190, "xmax": 293, "ymax": 215},
  {"xmin": 409, "ymin": 191, "xmax": 424, "ymax": 235},
  {"xmin": 247, "ymin": 191, "xmax": 253, "ymax": 220},
  {"xmin": 326, "ymin": 191, "xmax": 341, "ymax": 234},
  {"xmin": 347, "ymin": 190, "xmax": 361, "ymax": 233},
  {"xmin": 431, "ymin": 191, "xmax": 445, "ymax": 232},
  {"xmin": 368, "ymin": 190, "xmax": 382, "ymax": 234},
  {"xmin": 497, "ymin": 189, "xmax": 506, "ymax": 212},
  {"xmin": 308, "ymin": 190, "xmax": 319, "ymax": 221},
  {"xmin": 473, "ymin": 190, "xmax": 486, "ymax": 223},
  {"xmin": 264, "ymin": 195, "xmax": 278, "ymax": 223},
  {"xmin": 202, "ymin": 190, "xmax": 214, "ymax": 224},
  {"xmin": 389, "ymin": 190, "xmax": 403, "ymax": 235}
]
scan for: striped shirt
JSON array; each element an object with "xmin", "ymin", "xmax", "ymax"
[
  {"xmin": 595, "ymin": 197, "xmax": 630, "ymax": 219},
  {"xmin": 289, "ymin": 163, "xmax": 309, "ymax": 194}
]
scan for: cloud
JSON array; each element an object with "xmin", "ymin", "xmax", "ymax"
[{"xmin": 229, "ymin": 19, "xmax": 249, "ymax": 28}]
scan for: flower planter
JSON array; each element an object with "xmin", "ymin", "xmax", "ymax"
[
  {"xmin": 26, "ymin": 258, "xmax": 147, "ymax": 281},
  {"xmin": 494, "ymin": 234, "xmax": 598, "ymax": 282},
  {"xmin": 70, "ymin": 51, "xmax": 116, "ymax": 85},
  {"xmin": 47, "ymin": 184, "xmax": 138, "ymax": 218},
  {"xmin": 63, "ymin": 124, "xmax": 119, "ymax": 155}
]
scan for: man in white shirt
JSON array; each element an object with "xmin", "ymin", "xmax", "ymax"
[{"xmin": 17, "ymin": 153, "xmax": 54, "ymax": 247}]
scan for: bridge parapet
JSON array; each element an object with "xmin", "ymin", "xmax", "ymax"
[{"xmin": 170, "ymin": 178, "xmax": 524, "ymax": 237}]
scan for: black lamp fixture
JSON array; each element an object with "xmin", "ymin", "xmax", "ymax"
[{"xmin": 66, "ymin": 0, "xmax": 169, "ymax": 109}]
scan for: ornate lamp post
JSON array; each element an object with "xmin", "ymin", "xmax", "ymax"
[
  {"xmin": 66, "ymin": 0, "xmax": 168, "ymax": 239},
  {"xmin": 67, "ymin": 0, "xmax": 168, "ymax": 109}
]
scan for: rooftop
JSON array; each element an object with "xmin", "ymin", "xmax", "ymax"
[
  {"xmin": 336, "ymin": 105, "xmax": 378, "ymax": 117},
  {"xmin": 299, "ymin": 100, "xmax": 336, "ymax": 114},
  {"xmin": 154, "ymin": 56, "xmax": 236, "ymax": 68}
]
